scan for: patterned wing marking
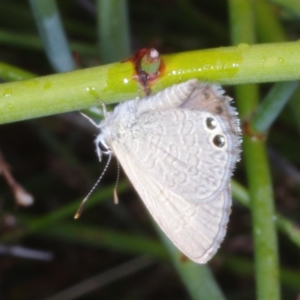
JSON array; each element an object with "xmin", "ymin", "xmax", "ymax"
[
  {"xmin": 116, "ymin": 108, "xmax": 234, "ymax": 203},
  {"xmin": 113, "ymin": 143, "xmax": 231, "ymax": 263}
]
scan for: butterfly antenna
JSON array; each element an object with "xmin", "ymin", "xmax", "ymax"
[
  {"xmin": 74, "ymin": 153, "xmax": 112, "ymax": 219},
  {"xmin": 113, "ymin": 161, "xmax": 120, "ymax": 205}
]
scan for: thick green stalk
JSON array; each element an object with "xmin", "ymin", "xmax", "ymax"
[
  {"xmin": 1, "ymin": 42, "xmax": 300, "ymax": 124},
  {"xmin": 242, "ymin": 137, "xmax": 280, "ymax": 300},
  {"xmin": 229, "ymin": 1, "xmax": 280, "ymax": 299}
]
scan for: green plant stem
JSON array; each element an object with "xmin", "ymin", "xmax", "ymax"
[
  {"xmin": 28, "ymin": 0, "xmax": 75, "ymax": 72},
  {"xmin": 240, "ymin": 105, "xmax": 280, "ymax": 300},
  {"xmin": 250, "ymin": 81, "xmax": 299, "ymax": 134},
  {"xmin": 40, "ymin": 222, "xmax": 167, "ymax": 260},
  {"xmin": 176, "ymin": 0, "xmax": 228, "ymax": 44},
  {"xmin": 251, "ymin": 2, "xmax": 299, "ymax": 135},
  {"xmin": 0, "ymin": 181, "xmax": 128, "ymax": 243},
  {"xmin": 157, "ymin": 229, "xmax": 225, "ymax": 300},
  {"xmin": 0, "ymin": 29, "xmax": 98, "ymax": 57},
  {"xmin": 0, "ymin": 62, "xmax": 35, "ymax": 81},
  {"xmin": 254, "ymin": 0, "xmax": 300, "ymax": 250},
  {"xmin": 229, "ymin": 1, "xmax": 280, "ymax": 299},
  {"xmin": 256, "ymin": 0, "xmax": 300, "ymax": 137},
  {"xmin": 232, "ymin": 180, "xmax": 300, "ymax": 249},
  {"xmin": 224, "ymin": 256, "xmax": 300, "ymax": 291},
  {"xmin": 1, "ymin": 42, "xmax": 300, "ymax": 125},
  {"xmin": 0, "ymin": 2, "xmax": 96, "ymax": 40},
  {"xmin": 255, "ymin": 0, "xmax": 286, "ymax": 42},
  {"xmin": 97, "ymin": 0, "xmax": 131, "ymax": 63}
]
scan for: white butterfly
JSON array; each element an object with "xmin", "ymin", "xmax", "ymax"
[{"xmin": 76, "ymin": 79, "xmax": 241, "ymax": 264}]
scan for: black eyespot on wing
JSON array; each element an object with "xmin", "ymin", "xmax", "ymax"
[
  {"xmin": 213, "ymin": 134, "xmax": 226, "ymax": 147},
  {"xmin": 206, "ymin": 117, "xmax": 217, "ymax": 130}
]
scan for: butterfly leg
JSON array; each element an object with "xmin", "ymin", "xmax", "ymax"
[{"xmin": 94, "ymin": 135, "xmax": 104, "ymax": 161}]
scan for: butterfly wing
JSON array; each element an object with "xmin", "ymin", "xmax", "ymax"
[
  {"xmin": 113, "ymin": 142, "xmax": 231, "ymax": 263},
  {"xmin": 104, "ymin": 81, "xmax": 241, "ymax": 262},
  {"xmin": 114, "ymin": 108, "xmax": 236, "ymax": 203}
]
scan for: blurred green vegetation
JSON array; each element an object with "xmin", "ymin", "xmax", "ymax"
[{"xmin": 0, "ymin": 1, "xmax": 300, "ymax": 299}]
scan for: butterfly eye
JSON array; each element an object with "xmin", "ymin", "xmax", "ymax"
[
  {"xmin": 206, "ymin": 117, "xmax": 217, "ymax": 130},
  {"xmin": 213, "ymin": 134, "xmax": 226, "ymax": 147},
  {"xmin": 98, "ymin": 140, "xmax": 111, "ymax": 154}
]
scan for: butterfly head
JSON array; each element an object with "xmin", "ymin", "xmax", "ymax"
[{"xmin": 95, "ymin": 131, "xmax": 113, "ymax": 162}]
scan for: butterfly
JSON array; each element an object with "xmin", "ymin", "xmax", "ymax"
[{"xmin": 76, "ymin": 79, "xmax": 241, "ymax": 263}]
